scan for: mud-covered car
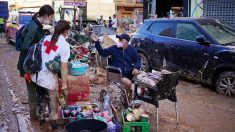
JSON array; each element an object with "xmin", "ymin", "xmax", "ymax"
[{"xmin": 130, "ymin": 18, "xmax": 235, "ymax": 96}]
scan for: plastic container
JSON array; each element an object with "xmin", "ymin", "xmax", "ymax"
[
  {"xmin": 68, "ymin": 61, "xmax": 88, "ymax": 76},
  {"xmin": 122, "ymin": 111, "xmax": 150, "ymax": 132},
  {"xmin": 65, "ymin": 119, "xmax": 107, "ymax": 132},
  {"xmin": 107, "ymin": 120, "xmax": 120, "ymax": 132},
  {"xmin": 61, "ymin": 103, "xmax": 99, "ymax": 120},
  {"xmin": 58, "ymin": 75, "xmax": 90, "ymax": 104}
]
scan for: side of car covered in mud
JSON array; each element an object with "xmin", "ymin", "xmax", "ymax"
[{"xmin": 130, "ymin": 18, "xmax": 235, "ymax": 96}]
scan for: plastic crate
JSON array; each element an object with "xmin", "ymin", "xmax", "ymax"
[{"xmin": 122, "ymin": 112, "xmax": 150, "ymax": 132}]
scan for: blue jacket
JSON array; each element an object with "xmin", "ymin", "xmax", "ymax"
[{"xmin": 95, "ymin": 41, "xmax": 141, "ymax": 78}]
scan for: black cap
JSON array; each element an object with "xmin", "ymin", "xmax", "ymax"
[{"xmin": 116, "ymin": 34, "xmax": 130, "ymax": 42}]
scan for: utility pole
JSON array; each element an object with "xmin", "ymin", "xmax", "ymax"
[
  {"xmin": 151, "ymin": 0, "xmax": 156, "ymax": 16},
  {"xmin": 73, "ymin": 0, "xmax": 76, "ymax": 26},
  {"xmin": 116, "ymin": 0, "xmax": 118, "ymax": 17},
  {"xmin": 114, "ymin": 0, "xmax": 118, "ymax": 27}
]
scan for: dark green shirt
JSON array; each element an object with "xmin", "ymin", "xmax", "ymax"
[
  {"xmin": 21, "ymin": 18, "xmax": 44, "ymax": 53},
  {"xmin": 17, "ymin": 18, "xmax": 44, "ymax": 77}
]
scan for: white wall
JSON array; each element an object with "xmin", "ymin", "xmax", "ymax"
[{"xmin": 87, "ymin": 0, "xmax": 115, "ymax": 20}]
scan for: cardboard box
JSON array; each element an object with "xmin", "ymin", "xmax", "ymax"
[{"xmin": 59, "ymin": 74, "xmax": 90, "ymax": 104}]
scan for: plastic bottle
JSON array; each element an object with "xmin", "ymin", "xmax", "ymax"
[{"xmin": 103, "ymin": 95, "xmax": 111, "ymax": 112}]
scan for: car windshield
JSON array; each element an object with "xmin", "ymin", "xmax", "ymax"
[
  {"xmin": 19, "ymin": 15, "xmax": 31, "ymax": 24},
  {"xmin": 201, "ymin": 23, "xmax": 235, "ymax": 45}
]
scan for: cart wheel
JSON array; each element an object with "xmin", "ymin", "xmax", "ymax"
[{"xmin": 99, "ymin": 89, "xmax": 108, "ymax": 103}]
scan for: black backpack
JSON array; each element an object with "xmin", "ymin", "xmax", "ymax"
[
  {"xmin": 16, "ymin": 25, "xmax": 27, "ymax": 51},
  {"xmin": 23, "ymin": 37, "xmax": 44, "ymax": 74}
]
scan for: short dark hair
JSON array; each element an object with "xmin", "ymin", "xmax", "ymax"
[
  {"xmin": 38, "ymin": 5, "xmax": 54, "ymax": 17},
  {"xmin": 33, "ymin": 5, "xmax": 54, "ymax": 18}
]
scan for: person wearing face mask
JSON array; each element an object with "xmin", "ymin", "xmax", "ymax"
[
  {"xmin": 30, "ymin": 20, "xmax": 70, "ymax": 130},
  {"xmin": 17, "ymin": 5, "xmax": 54, "ymax": 122},
  {"xmin": 91, "ymin": 33, "xmax": 141, "ymax": 98}
]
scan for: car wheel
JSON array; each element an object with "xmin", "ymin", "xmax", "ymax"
[
  {"xmin": 216, "ymin": 71, "xmax": 235, "ymax": 97},
  {"xmin": 139, "ymin": 53, "xmax": 150, "ymax": 72}
]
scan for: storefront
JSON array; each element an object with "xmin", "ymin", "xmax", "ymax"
[{"xmin": 144, "ymin": 0, "xmax": 235, "ymax": 30}]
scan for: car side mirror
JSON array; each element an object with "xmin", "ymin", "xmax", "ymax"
[{"xmin": 196, "ymin": 35, "xmax": 210, "ymax": 45}]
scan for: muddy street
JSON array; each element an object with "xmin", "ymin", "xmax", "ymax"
[{"xmin": 0, "ymin": 37, "xmax": 235, "ymax": 132}]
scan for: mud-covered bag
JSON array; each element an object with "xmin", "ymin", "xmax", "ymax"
[
  {"xmin": 23, "ymin": 37, "xmax": 44, "ymax": 74},
  {"xmin": 45, "ymin": 56, "xmax": 61, "ymax": 74}
]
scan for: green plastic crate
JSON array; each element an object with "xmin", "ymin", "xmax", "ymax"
[{"xmin": 122, "ymin": 112, "xmax": 150, "ymax": 132}]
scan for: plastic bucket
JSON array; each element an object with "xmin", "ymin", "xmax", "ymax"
[
  {"xmin": 64, "ymin": 119, "xmax": 107, "ymax": 132},
  {"xmin": 68, "ymin": 62, "xmax": 88, "ymax": 76}
]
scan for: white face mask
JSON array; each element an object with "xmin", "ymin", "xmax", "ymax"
[
  {"xmin": 44, "ymin": 18, "xmax": 51, "ymax": 25},
  {"xmin": 117, "ymin": 42, "xmax": 124, "ymax": 48},
  {"xmin": 64, "ymin": 31, "xmax": 70, "ymax": 39},
  {"xmin": 65, "ymin": 35, "xmax": 69, "ymax": 39}
]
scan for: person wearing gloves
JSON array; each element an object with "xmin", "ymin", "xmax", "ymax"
[
  {"xmin": 17, "ymin": 5, "xmax": 55, "ymax": 121},
  {"xmin": 30, "ymin": 20, "xmax": 71, "ymax": 130},
  {"xmin": 91, "ymin": 33, "xmax": 141, "ymax": 97}
]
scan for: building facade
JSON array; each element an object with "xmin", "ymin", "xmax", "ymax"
[
  {"xmin": 116, "ymin": 0, "xmax": 143, "ymax": 20},
  {"xmin": 145, "ymin": 0, "xmax": 235, "ymax": 30}
]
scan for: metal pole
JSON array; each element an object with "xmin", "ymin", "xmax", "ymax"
[
  {"xmin": 188, "ymin": 0, "xmax": 190, "ymax": 17},
  {"xmin": 116, "ymin": 0, "xmax": 118, "ymax": 27},
  {"xmin": 116, "ymin": 0, "xmax": 118, "ymax": 15},
  {"xmin": 156, "ymin": 108, "xmax": 159, "ymax": 131},
  {"xmin": 52, "ymin": 0, "xmax": 55, "ymax": 26},
  {"xmin": 79, "ymin": 8, "xmax": 83, "ymax": 31},
  {"xmin": 74, "ymin": 0, "xmax": 76, "ymax": 26},
  {"xmin": 151, "ymin": 0, "xmax": 156, "ymax": 16}
]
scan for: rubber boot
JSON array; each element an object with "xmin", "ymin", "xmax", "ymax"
[{"xmin": 26, "ymin": 82, "xmax": 38, "ymax": 121}]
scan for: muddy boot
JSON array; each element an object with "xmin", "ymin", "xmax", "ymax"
[
  {"xmin": 50, "ymin": 120, "xmax": 58, "ymax": 130},
  {"xmin": 26, "ymin": 82, "xmax": 38, "ymax": 121}
]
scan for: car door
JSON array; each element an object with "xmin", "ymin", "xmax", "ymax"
[
  {"xmin": 169, "ymin": 22, "xmax": 212, "ymax": 79},
  {"xmin": 144, "ymin": 21, "xmax": 174, "ymax": 70}
]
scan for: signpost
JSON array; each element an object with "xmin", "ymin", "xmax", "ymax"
[{"xmin": 64, "ymin": 0, "xmax": 86, "ymax": 28}]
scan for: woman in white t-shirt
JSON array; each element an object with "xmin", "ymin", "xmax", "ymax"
[{"xmin": 31, "ymin": 20, "xmax": 70, "ymax": 130}]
